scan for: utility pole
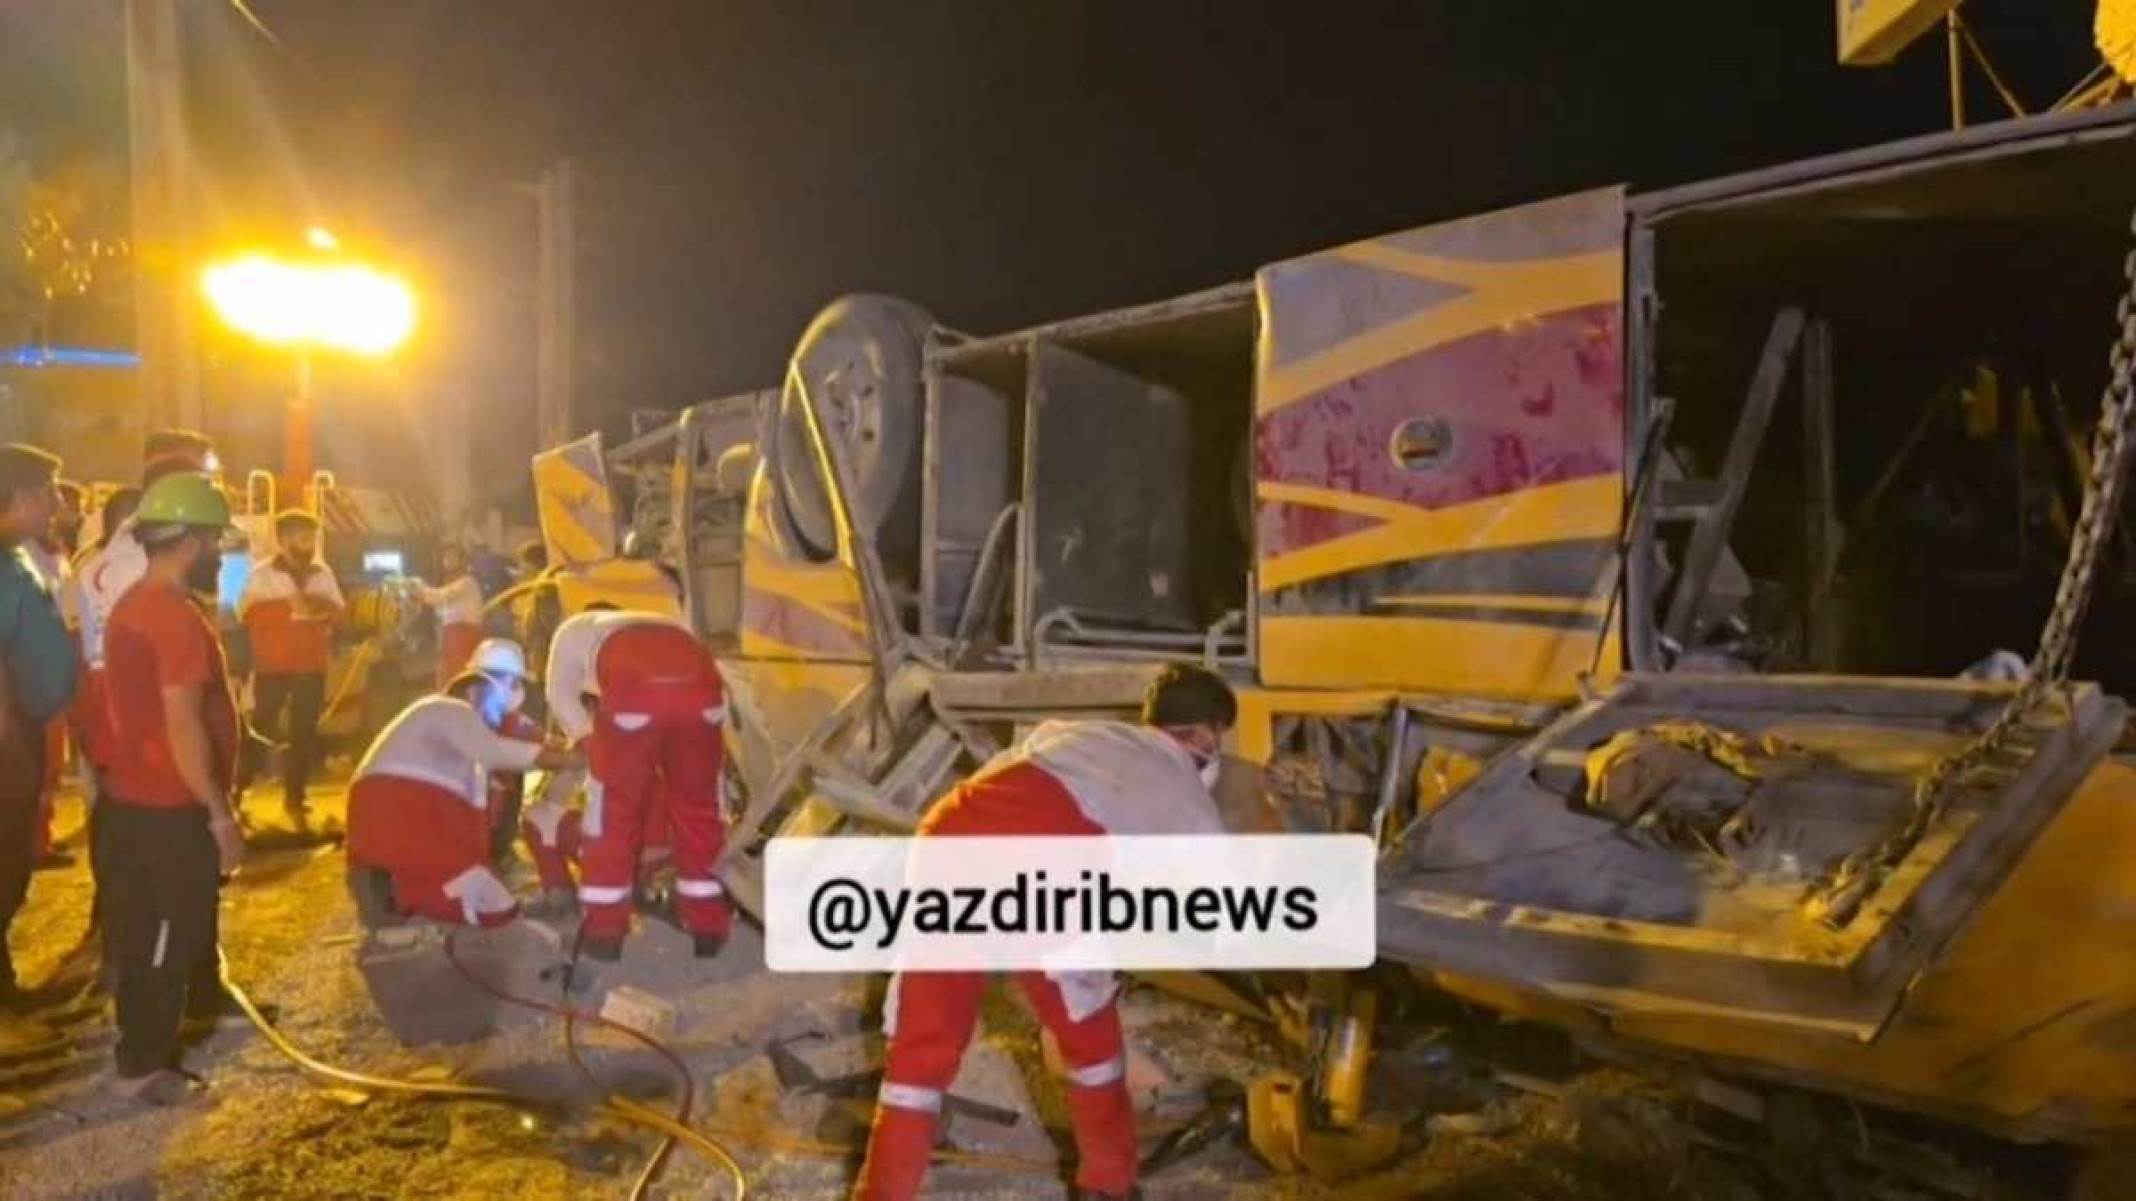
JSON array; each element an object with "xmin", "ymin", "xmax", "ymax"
[
  {"xmin": 534, "ymin": 158, "xmax": 577, "ymax": 447},
  {"xmin": 125, "ymin": 0, "xmax": 203, "ymax": 437}
]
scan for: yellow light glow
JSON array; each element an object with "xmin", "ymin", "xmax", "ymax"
[
  {"xmin": 306, "ymin": 226, "xmax": 340, "ymax": 251},
  {"xmin": 200, "ymin": 252, "xmax": 418, "ymax": 357}
]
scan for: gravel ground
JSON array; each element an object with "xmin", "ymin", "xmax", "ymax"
[
  {"xmin": 0, "ymin": 786, "xmax": 1294, "ymax": 1200},
  {"xmin": 3, "ymin": 783, "xmax": 2001, "ymax": 1201}
]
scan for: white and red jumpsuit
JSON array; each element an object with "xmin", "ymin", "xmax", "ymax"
[
  {"xmin": 545, "ymin": 611, "xmax": 729, "ymax": 942},
  {"xmin": 345, "ymin": 696, "xmax": 543, "ymax": 926},
  {"xmin": 853, "ymin": 720, "xmax": 1222, "ymax": 1201},
  {"xmin": 519, "ymin": 770, "xmax": 677, "ymax": 895},
  {"xmin": 69, "ymin": 530, "xmax": 143, "ymax": 818}
]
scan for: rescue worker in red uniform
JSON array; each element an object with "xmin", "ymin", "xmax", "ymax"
[
  {"xmin": 544, "ymin": 606, "xmax": 729, "ymax": 960},
  {"xmin": 238, "ymin": 510, "xmax": 344, "ymax": 828},
  {"xmin": 852, "ymin": 665, "xmax": 1237, "ymax": 1201},
  {"xmin": 345, "ymin": 649, "xmax": 580, "ymax": 927}
]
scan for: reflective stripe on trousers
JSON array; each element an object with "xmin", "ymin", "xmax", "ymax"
[
  {"xmin": 1064, "ymin": 1054, "xmax": 1125, "ymax": 1089},
  {"xmin": 877, "ymin": 1081, "xmax": 942, "ymax": 1113}
]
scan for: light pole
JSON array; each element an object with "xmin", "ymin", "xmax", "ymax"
[{"xmin": 199, "ymin": 243, "xmax": 418, "ymax": 498}]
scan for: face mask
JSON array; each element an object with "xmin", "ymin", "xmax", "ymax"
[{"xmin": 477, "ymin": 674, "xmax": 526, "ymax": 726}]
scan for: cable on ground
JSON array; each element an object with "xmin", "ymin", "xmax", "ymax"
[
  {"xmin": 218, "ymin": 940, "xmax": 746, "ymax": 1198},
  {"xmin": 440, "ymin": 929, "xmax": 747, "ymax": 1200}
]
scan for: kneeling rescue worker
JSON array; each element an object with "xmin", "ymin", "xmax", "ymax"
[
  {"xmin": 852, "ymin": 664, "xmax": 1237, "ymax": 1201},
  {"xmin": 545, "ymin": 605, "xmax": 731, "ymax": 959},
  {"xmin": 97, "ymin": 472, "xmax": 245, "ymax": 1105},
  {"xmin": 345, "ymin": 640, "xmax": 580, "ymax": 927}
]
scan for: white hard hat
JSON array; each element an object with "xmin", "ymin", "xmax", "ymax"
[{"xmin": 469, "ymin": 638, "xmax": 530, "ymax": 680}]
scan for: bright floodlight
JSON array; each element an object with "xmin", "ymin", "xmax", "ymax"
[{"xmin": 200, "ymin": 253, "xmax": 418, "ymax": 357}]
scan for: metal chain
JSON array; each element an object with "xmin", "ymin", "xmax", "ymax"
[{"xmin": 1812, "ymin": 208, "xmax": 2136, "ymax": 928}]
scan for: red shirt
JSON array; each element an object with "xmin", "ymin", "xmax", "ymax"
[{"xmin": 104, "ymin": 578, "xmax": 240, "ymax": 808}]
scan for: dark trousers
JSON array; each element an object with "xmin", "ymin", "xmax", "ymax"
[
  {"xmin": 97, "ymin": 801, "xmax": 220, "ymax": 1077},
  {"xmin": 0, "ymin": 736, "xmax": 46, "ymax": 992},
  {"xmin": 490, "ymin": 789, "xmax": 523, "ymax": 867},
  {"xmin": 254, "ymin": 672, "xmax": 325, "ymax": 808}
]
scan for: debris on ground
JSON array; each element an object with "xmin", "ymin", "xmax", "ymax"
[{"xmin": 0, "ymin": 786, "xmax": 2072, "ymax": 1199}]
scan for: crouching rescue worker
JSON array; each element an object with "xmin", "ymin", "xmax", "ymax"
[
  {"xmin": 467, "ymin": 638, "xmax": 545, "ymax": 867},
  {"xmin": 97, "ymin": 472, "xmax": 245, "ymax": 1104},
  {"xmin": 852, "ymin": 665, "xmax": 1237, "ymax": 1201},
  {"xmin": 545, "ymin": 605, "xmax": 730, "ymax": 960},
  {"xmin": 345, "ymin": 644, "xmax": 580, "ymax": 927}
]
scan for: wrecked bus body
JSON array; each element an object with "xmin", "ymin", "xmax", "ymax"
[
  {"xmin": 1389, "ymin": 105, "xmax": 2136, "ymax": 1146},
  {"xmin": 538, "ymin": 104, "xmax": 2136, "ymax": 1151}
]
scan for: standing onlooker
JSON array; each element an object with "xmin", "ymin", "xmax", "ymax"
[
  {"xmin": 141, "ymin": 429, "xmax": 217, "ymax": 482},
  {"xmin": 0, "ymin": 444, "xmax": 81, "ymax": 1008},
  {"xmin": 238, "ymin": 511, "xmax": 343, "ymax": 829},
  {"xmin": 24, "ymin": 480, "xmax": 87, "ymax": 866},
  {"xmin": 62, "ymin": 487, "xmax": 143, "ymax": 987},
  {"xmin": 67, "ymin": 486, "xmax": 143, "ymax": 799},
  {"xmin": 66, "ymin": 433, "xmax": 218, "ymax": 998},
  {"xmin": 21, "ymin": 479, "xmax": 83, "ymax": 589},
  {"xmin": 508, "ymin": 540, "xmax": 561, "ymax": 724},
  {"xmin": 76, "ymin": 431, "xmax": 219, "ymax": 689},
  {"xmin": 98, "ymin": 472, "xmax": 245, "ymax": 1103},
  {"xmin": 417, "ymin": 543, "xmax": 485, "ymax": 685}
]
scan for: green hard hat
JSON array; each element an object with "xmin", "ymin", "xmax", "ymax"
[{"xmin": 134, "ymin": 471, "xmax": 233, "ymax": 531}]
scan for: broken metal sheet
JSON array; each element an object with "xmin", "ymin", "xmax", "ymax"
[{"xmin": 1380, "ymin": 673, "xmax": 2124, "ymax": 1040}]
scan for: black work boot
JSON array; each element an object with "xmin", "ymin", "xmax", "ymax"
[{"xmin": 691, "ymin": 933, "xmax": 726, "ymax": 959}]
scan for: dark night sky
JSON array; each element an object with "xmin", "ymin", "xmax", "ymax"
[{"xmin": 1, "ymin": 1, "xmax": 2111, "ymax": 453}]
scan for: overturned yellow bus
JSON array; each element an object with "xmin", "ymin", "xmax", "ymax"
[{"xmin": 539, "ymin": 104, "xmax": 2136, "ymax": 1150}]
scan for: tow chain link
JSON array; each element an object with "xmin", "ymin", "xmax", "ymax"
[{"xmin": 1811, "ymin": 206, "xmax": 2136, "ymax": 928}]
